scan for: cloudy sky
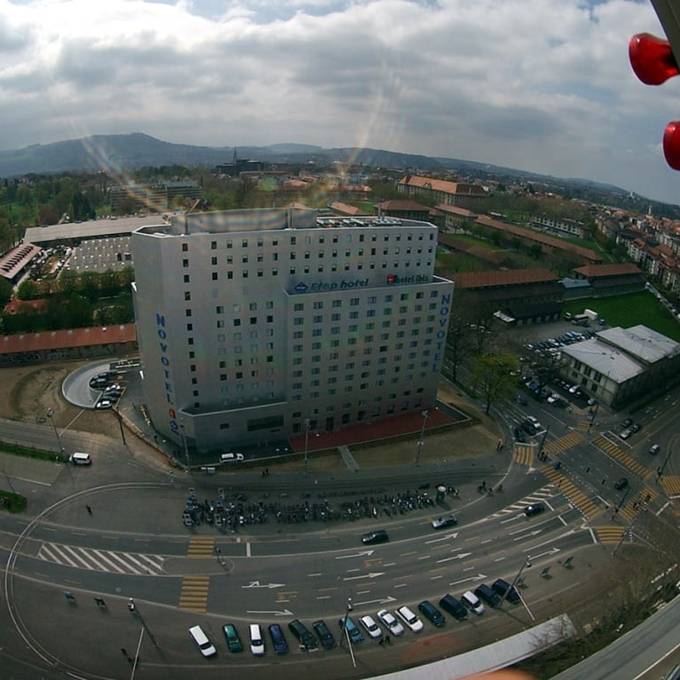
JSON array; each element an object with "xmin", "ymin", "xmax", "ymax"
[{"xmin": 2, "ymin": 0, "xmax": 680, "ymax": 202}]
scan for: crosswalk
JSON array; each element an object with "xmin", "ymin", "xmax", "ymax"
[
  {"xmin": 488, "ymin": 484, "xmax": 556, "ymax": 518},
  {"xmin": 37, "ymin": 542, "xmax": 164, "ymax": 575},
  {"xmin": 541, "ymin": 466, "xmax": 599, "ymax": 520},
  {"xmin": 596, "ymin": 526, "xmax": 625, "ymax": 545},
  {"xmin": 619, "ymin": 486, "xmax": 659, "ymax": 522},
  {"xmin": 179, "ymin": 576, "xmax": 210, "ymax": 612},
  {"xmin": 542, "ymin": 431, "xmax": 585, "ymax": 457},
  {"xmin": 187, "ymin": 536, "xmax": 214, "ymax": 558},
  {"xmin": 661, "ymin": 475, "xmax": 680, "ymax": 497},
  {"xmin": 513, "ymin": 444, "xmax": 535, "ymax": 467},
  {"xmin": 593, "ymin": 435, "xmax": 649, "ymax": 479},
  {"xmin": 575, "ymin": 419, "xmax": 591, "ymax": 432}
]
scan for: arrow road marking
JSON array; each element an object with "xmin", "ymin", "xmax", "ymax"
[
  {"xmin": 352, "ymin": 595, "xmax": 397, "ymax": 607},
  {"xmin": 242, "ymin": 581, "xmax": 286, "ymax": 589},
  {"xmin": 527, "ymin": 528, "xmax": 575, "ymax": 552},
  {"xmin": 425, "ymin": 532, "xmax": 459, "ymax": 544},
  {"xmin": 335, "ymin": 550, "xmax": 375, "ymax": 560},
  {"xmin": 436, "ymin": 552, "xmax": 472, "ymax": 564},
  {"xmin": 246, "ymin": 609, "xmax": 294, "ymax": 616},
  {"xmin": 528, "ymin": 547, "xmax": 560, "ymax": 560},
  {"xmin": 512, "ymin": 530, "xmax": 542, "ymax": 541},
  {"xmin": 449, "ymin": 573, "xmax": 487, "ymax": 586},
  {"xmin": 343, "ymin": 572, "xmax": 385, "ymax": 581}
]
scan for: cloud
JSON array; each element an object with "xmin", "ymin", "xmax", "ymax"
[{"xmin": 0, "ymin": 0, "xmax": 678, "ymax": 202}]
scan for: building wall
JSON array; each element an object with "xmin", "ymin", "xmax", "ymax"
[
  {"xmin": 132, "ymin": 212, "xmax": 453, "ymax": 454},
  {"xmin": 0, "ymin": 341, "xmax": 137, "ymax": 367}
]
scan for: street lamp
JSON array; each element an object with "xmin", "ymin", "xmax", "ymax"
[
  {"xmin": 657, "ymin": 445, "xmax": 674, "ymax": 480},
  {"xmin": 304, "ymin": 419, "xmax": 310, "ymax": 474},
  {"xmin": 415, "ymin": 409, "xmax": 429, "ymax": 466},
  {"xmin": 500, "ymin": 557, "xmax": 535, "ymax": 621},
  {"xmin": 339, "ymin": 596, "xmax": 357, "ymax": 667},
  {"xmin": 46, "ymin": 408, "xmax": 64, "ymax": 454},
  {"xmin": 178, "ymin": 416, "xmax": 190, "ymax": 470}
]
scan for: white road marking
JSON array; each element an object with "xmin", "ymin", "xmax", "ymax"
[
  {"xmin": 417, "ymin": 555, "xmax": 431, "ymax": 561},
  {"xmin": 316, "ymin": 595, "xmax": 331, "ymax": 600},
  {"xmin": 558, "ymin": 515, "xmax": 567, "ymax": 526},
  {"xmin": 383, "ymin": 562, "xmax": 397, "ymax": 567},
  {"xmin": 494, "ymin": 556, "xmax": 506, "ymax": 562},
  {"xmin": 246, "ymin": 542, "xmax": 251, "ymax": 557},
  {"xmin": 346, "ymin": 568, "xmax": 360, "ymax": 573},
  {"xmin": 500, "ymin": 515, "xmax": 522, "ymax": 524},
  {"xmin": 307, "ymin": 573, "xmax": 322, "ymax": 577},
  {"xmin": 481, "ymin": 539, "xmax": 492, "ymax": 544},
  {"xmin": 656, "ymin": 501, "xmax": 670, "ymax": 516},
  {"xmin": 393, "ymin": 583, "xmax": 408, "ymax": 589},
  {"xmin": 589, "ymin": 528, "xmax": 597, "ymax": 544}
]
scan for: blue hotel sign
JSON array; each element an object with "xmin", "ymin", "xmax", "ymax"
[
  {"xmin": 293, "ymin": 278, "xmax": 369, "ymax": 293},
  {"xmin": 155, "ymin": 311, "xmax": 180, "ymax": 436}
]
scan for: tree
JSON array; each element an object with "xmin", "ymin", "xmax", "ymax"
[
  {"xmin": 473, "ymin": 353, "xmax": 519, "ymax": 414},
  {"xmin": 17, "ymin": 279, "xmax": 39, "ymax": 300},
  {"xmin": 0, "ymin": 279, "xmax": 12, "ymax": 308},
  {"xmin": 528, "ymin": 243, "xmax": 542, "ymax": 259}
]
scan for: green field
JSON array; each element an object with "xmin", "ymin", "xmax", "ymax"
[{"xmin": 564, "ymin": 292, "xmax": 680, "ymax": 342}]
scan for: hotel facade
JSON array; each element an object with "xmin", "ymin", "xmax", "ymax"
[{"xmin": 132, "ymin": 208, "xmax": 453, "ymax": 456}]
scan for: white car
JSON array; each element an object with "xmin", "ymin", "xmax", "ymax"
[
  {"xmin": 249, "ymin": 624, "xmax": 265, "ymax": 656},
  {"xmin": 461, "ymin": 591, "xmax": 485, "ymax": 616},
  {"xmin": 376, "ymin": 609, "xmax": 404, "ymax": 636},
  {"xmin": 359, "ymin": 615, "xmax": 382, "ymax": 639},
  {"xmin": 395, "ymin": 605, "xmax": 424, "ymax": 632},
  {"xmin": 95, "ymin": 399, "xmax": 113, "ymax": 410},
  {"xmin": 546, "ymin": 393, "xmax": 559, "ymax": 404},
  {"xmin": 220, "ymin": 452, "xmax": 245, "ymax": 463},
  {"xmin": 188, "ymin": 625, "xmax": 217, "ymax": 658}
]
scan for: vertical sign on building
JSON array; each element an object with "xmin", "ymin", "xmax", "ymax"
[{"xmin": 155, "ymin": 312, "xmax": 179, "ymax": 435}]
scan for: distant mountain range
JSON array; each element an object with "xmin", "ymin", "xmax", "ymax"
[{"xmin": 1, "ymin": 132, "xmax": 677, "ymax": 215}]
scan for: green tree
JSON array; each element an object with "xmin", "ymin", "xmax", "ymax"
[
  {"xmin": 473, "ymin": 353, "xmax": 519, "ymax": 415},
  {"xmin": 17, "ymin": 279, "xmax": 39, "ymax": 300},
  {"xmin": 0, "ymin": 279, "xmax": 12, "ymax": 308},
  {"xmin": 528, "ymin": 244, "xmax": 542, "ymax": 259}
]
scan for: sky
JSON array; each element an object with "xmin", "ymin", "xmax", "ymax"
[{"xmin": 2, "ymin": 0, "xmax": 680, "ymax": 203}]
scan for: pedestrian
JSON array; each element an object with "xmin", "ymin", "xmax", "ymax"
[
  {"xmin": 86, "ymin": 505, "xmax": 92, "ymax": 515},
  {"xmin": 602, "ymin": 478, "xmax": 606, "ymax": 486},
  {"xmin": 265, "ymin": 468, "xmax": 270, "ymax": 478},
  {"xmin": 120, "ymin": 648, "xmax": 128, "ymax": 658},
  {"xmin": 586, "ymin": 466, "xmax": 590, "ymax": 473},
  {"xmin": 379, "ymin": 637, "xmax": 385, "ymax": 647},
  {"xmin": 386, "ymin": 635, "xmax": 392, "ymax": 646}
]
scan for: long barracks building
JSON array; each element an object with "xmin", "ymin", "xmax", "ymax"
[{"xmin": 132, "ymin": 208, "xmax": 453, "ymax": 455}]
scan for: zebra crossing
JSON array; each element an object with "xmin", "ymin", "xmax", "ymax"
[
  {"xmin": 593, "ymin": 435, "xmax": 649, "ymax": 479},
  {"xmin": 488, "ymin": 484, "xmax": 556, "ymax": 518},
  {"xmin": 619, "ymin": 486, "xmax": 659, "ymax": 522},
  {"xmin": 187, "ymin": 536, "xmax": 215, "ymax": 558},
  {"xmin": 37, "ymin": 542, "xmax": 165, "ymax": 575},
  {"xmin": 541, "ymin": 465, "xmax": 599, "ymax": 520},
  {"xmin": 542, "ymin": 431, "xmax": 584, "ymax": 457},
  {"xmin": 596, "ymin": 526, "xmax": 625, "ymax": 545},
  {"xmin": 513, "ymin": 443, "xmax": 535, "ymax": 467},
  {"xmin": 179, "ymin": 576, "xmax": 210, "ymax": 612},
  {"xmin": 661, "ymin": 475, "xmax": 680, "ymax": 497}
]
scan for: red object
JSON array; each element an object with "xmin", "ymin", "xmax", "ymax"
[
  {"xmin": 663, "ymin": 121, "xmax": 680, "ymax": 170},
  {"xmin": 629, "ymin": 33, "xmax": 679, "ymax": 85}
]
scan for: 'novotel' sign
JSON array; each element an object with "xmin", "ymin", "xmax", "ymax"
[
  {"xmin": 293, "ymin": 278, "xmax": 369, "ymax": 293},
  {"xmin": 432, "ymin": 292, "xmax": 452, "ymax": 372},
  {"xmin": 155, "ymin": 312, "xmax": 180, "ymax": 436}
]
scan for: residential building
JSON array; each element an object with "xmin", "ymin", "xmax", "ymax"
[
  {"xmin": 397, "ymin": 175, "xmax": 488, "ymax": 209},
  {"xmin": 376, "ymin": 200, "xmax": 431, "ymax": 222},
  {"xmin": 432, "ymin": 204, "xmax": 478, "ymax": 232},
  {"xmin": 0, "ymin": 243, "xmax": 42, "ymax": 282},
  {"xmin": 531, "ymin": 215, "xmax": 586, "ymax": 239},
  {"xmin": 131, "ymin": 208, "xmax": 453, "ymax": 456},
  {"xmin": 571, "ymin": 263, "xmax": 645, "ymax": 297},
  {"xmin": 109, "ymin": 181, "xmax": 201, "ymax": 211},
  {"xmin": 560, "ymin": 325, "xmax": 680, "ymax": 407}
]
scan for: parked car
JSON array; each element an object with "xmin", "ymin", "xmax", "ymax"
[
  {"xmin": 377, "ymin": 608, "xmax": 405, "ymax": 635},
  {"xmin": 524, "ymin": 502, "xmax": 546, "ymax": 517},
  {"xmin": 396, "ymin": 605, "xmax": 424, "ymax": 632},
  {"xmin": 649, "ymin": 444, "xmax": 661, "ymax": 455},
  {"xmin": 614, "ymin": 477, "xmax": 629, "ymax": 491},
  {"xmin": 189, "ymin": 625, "xmax": 217, "ymax": 658},
  {"xmin": 461, "ymin": 591, "xmax": 485, "ymax": 615},
  {"xmin": 249, "ymin": 624, "xmax": 265, "ymax": 656},
  {"xmin": 630, "ymin": 423, "xmax": 641, "ymax": 433},
  {"xmin": 361, "ymin": 529, "xmax": 389, "ymax": 545},
  {"xmin": 514, "ymin": 427, "xmax": 526, "ymax": 442},
  {"xmin": 619, "ymin": 429, "xmax": 632, "ymax": 440},
  {"xmin": 359, "ymin": 615, "xmax": 382, "ymax": 640},
  {"xmin": 622, "ymin": 418, "xmax": 633, "ymax": 428},
  {"xmin": 492, "ymin": 578, "xmax": 520, "ymax": 604},
  {"xmin": 431, "ymin": 514, "xmax": 457, "ymax": 530},
  {"xmin": 95, "ymin": 398, "xmax": 113, "ymax": 410},
  {"xmin": 220, "ymin": 452, "xmax": 244, "ymax": 463},
  {"xmin": 69, "ymin": 452, "xmax": 92, "ymax": 465},
  {"xmin": 222, "ymin": 624, "xmax": 243, "ymax": 653},
  {"xmin": 439, "ymin": 593, "xmax": 468, "ymax": 621},
  {"xmin": 267, "ymin": 624, "xmax": 289, "ymax": 655},
  {"xmin": 338, "ymin": 616, "xmax": 364, "ymax": 643},
  {"xmin": 312, "ymin": 620, "xmax": 336, "ymax": 650},
  {"xmin": 474, "ymin": 584, "xmax": 502, "ymax": 608},
  {"xmin": 418, "ymin": 600, "xmax": 445, "ymax": 627},
  {"xmin": 287, "ymin": 620, "xmax": 318, "ymax": 651}
]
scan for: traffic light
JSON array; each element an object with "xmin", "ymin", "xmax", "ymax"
[{"xmin": 629, "ymin": 32, "xmax": 680, "ymax": 169}]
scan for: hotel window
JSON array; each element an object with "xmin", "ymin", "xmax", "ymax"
[
  {"xmin": 182, "ymin": 259, "xmax": 189, "ymax": 268},
  {"xmin": 182, "ymin": 243, "xmax": 188, "ymax": 252},
  {"xmin": 183, "ymin": 274, "xmax": 190, "ymax": 283}
]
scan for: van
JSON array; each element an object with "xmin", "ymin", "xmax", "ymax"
[
  {"xmin": 461, "ymin": 591, "xmax": 485, "ymax": 615},
  {"xmin": 287, "ymin": 619, "xmax": 318, "ymax": 651},
  {"xmin": 249, "ymin": 624, "xmax": 265, "ymax": 656},
  {"xmin": 69, "ymin": 452, "xmax": 92, "ymax": 466},
  {"xmin": 439, "ymin": 594, "xmax": 468, "ymax": 621},
  {"xmin": 188, "ymin": 625, "xmax": 217, "ymax": 657},
  {"xmin": 220, "ymin": 452, "xmax": 245, "ymax": 463},
  {"xmin": 268, "ymin": 624, "xmax": 289, "ymax": 655},
  {"xmin": 474, "ymin": 583, "xmax": 502, "ymax": 608}
]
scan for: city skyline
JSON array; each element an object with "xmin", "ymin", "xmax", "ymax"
[{"xmin": 1, "ymin": 0, "xmax": 680, "ymax": 203}]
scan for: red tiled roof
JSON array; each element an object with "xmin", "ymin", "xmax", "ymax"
[
  {"xmin": 377, "ymin": 200, "xmax": 430, "ymax": 212},
  {"xmin": 573, "ymin": 263, "xmax": 642, "ymax": 278},
  {"xmin": 0, "ymin": 324, "xmax": 137, "ymax": 355},
  {"xmin": 434, "ymin": 204, "xmax": 477, "ymax": 218},
  {"xmin": 475, "ymin": 215, "xmax": 601, "ymax": 262},
  {"xmin": 3, "ymin": 298, "xmax": 49, "ymax": 315},
  {"xmin": 453, "ymin": 268, "xmax": 558, "ymax": 289},
  {"xmin": 399, "ymin": 175, "xmax": 485, "ymax": 196},
  {"xmin": 330, "ymin": 201, "xmax": 363, "ymax": 216}
]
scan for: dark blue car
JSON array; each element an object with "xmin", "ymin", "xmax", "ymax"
[
  {"xmin": 268, "ymin": 624, "xmax": 289, "ymax": 655},
  {"xmin": 338, "ymin": 616, "xmax": 364, "ymax": 643}
]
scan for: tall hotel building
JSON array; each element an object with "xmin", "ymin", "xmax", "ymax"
[{"xmin": 132, "ymin": 208, "xmax": 453, "ymax": 456}]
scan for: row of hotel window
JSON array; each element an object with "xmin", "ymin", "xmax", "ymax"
[{"xmin": 181, "ymin": 232, "xmax": 435, "ymax": 252}]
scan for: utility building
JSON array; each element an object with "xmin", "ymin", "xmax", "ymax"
[{"xmin": 131, "ymin": 208, "xmax": 453, "ymax": 456}]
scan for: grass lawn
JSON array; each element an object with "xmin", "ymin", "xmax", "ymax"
[
  {"xmin": 435, "ymin": 251, "xmax": 492, "ymax": 274},
  {"xmin": 447, "ymin": 234, "xmax": 499, "ymax": 251},
  {"xmin": 564, "ymin": 292, "xmax": 680, "ymax": 341}
]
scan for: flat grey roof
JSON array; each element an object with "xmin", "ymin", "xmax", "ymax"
[
  {"xmin": 24, "ymin": 215, "xmax": 168, "ymax": 244},
  {"xmin": 596, "ymin": 325, "xmax": 680, "ymax": 364},
  {"xmin": 562, "ymin": 338, "xmax": 644, "ymax": 383}
]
